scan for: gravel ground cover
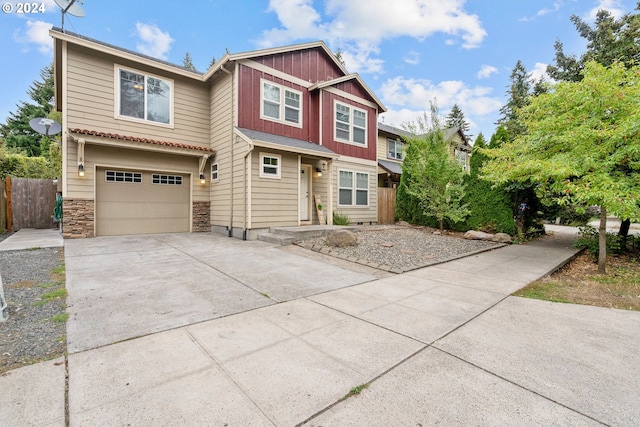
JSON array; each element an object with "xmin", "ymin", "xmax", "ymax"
[
  {"xmin": 296, "ymin": 225, "xmax": 503, "ymax": 273},
  {"xmin": 0, "ymin": 244, "xmax": 66, "ymax": 373}
]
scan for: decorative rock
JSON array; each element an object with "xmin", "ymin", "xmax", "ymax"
[
  {"xmin": 326, "ymin": 230, "xmax": 358, "ymax": 247},
  {"xmin": 492, "ymin": 233, "xmax": 513, "ymax": 243},
  {"xmin": 463, "ymin": 230, "xmax": 494, "ymax": 241}
]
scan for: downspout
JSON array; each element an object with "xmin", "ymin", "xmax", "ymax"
[
  {"xmin": 242, "ymin": 142, "xmax": 253, "ymax": 240},
  {"xmin": 221, "ymin": 64, "xmax": 234, "ymax": 237}
]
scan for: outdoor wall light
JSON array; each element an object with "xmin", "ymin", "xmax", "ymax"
[
  {"xmin": 199, "ymin": 173, "xmax": 206, "ymax": 184},
  {"xmin": 78, "ymin": 164, "xmax": 85, "ymax": 177},
  {"xmin": 314, "ymin": 167, "xmax": 323, "ymax": 178}
]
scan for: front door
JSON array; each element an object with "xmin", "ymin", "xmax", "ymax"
[{"xmin": 300, "ymin": 165, "xmax": 311, "ymax": 222}]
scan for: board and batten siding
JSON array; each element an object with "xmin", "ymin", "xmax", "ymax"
[
  {"xmin": 331, "ymin": 159, "xmax": 378, "ymax": 224},
  {"xmin": 65, "ymin": 44, "xmax": 210, "ymax": 146},
  {"xmin": 250, "ymin": 150, "xmax": 299, "ymax": 229}
]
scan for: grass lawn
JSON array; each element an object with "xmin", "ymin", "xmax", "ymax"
[{"xmin": 514, "ymin": 249, "xmax": 640, "ymax": 312}]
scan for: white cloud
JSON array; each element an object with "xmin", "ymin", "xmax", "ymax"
[
  {"xmin": 379, "ymin": 76, "xmax": 502, "ymax": 118},
  {"xmin": 530, "ymin": 62, "xmax": 550, "ymax": 82},
  {"xmin": 13, "ymin": 19, "xmax": 53, "ymax": 54},
  {"xmin": 259, "ymin": 0, "xmax": 487, "ymax": 73},
  {"xmin": 587, "ymin": 0, "xmax": 625, "ymax": 20},
  {"xmin": 135, "ymin": 22, "xmax": 174, "ymax": 60},
  {"xmin": 477, "ymin": 64, "xmax": 497, "ymax": 79},
  {"xmin": 404, "ymin": 51, "xmax": 420, "ymax": 65}
]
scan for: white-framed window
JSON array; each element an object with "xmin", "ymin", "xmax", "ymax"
[
  {"xmin": 211, "ymin": 163, "xmax": 219, "ymax": 181},
  {"xmin": 338, "ymin": 170, "xmax": 369, "ymax": 206},
  {"xmin": 152, "ymin": 174, "xmax": 183, "ymax": 185},
  {"xmin": 387, "ymin": 138, "xmax": 404, "ymax": 160},
  {"xmin": 455, "ymin": 149, "xmax": 469, "ymax": 172},
  {"xmin": 334, "ymin": 101, "xmax": 367, "ymax": 146},
  {"xmin": 116, "ymin": 66, "xmax": 173, "ymax": 126},
  {"xmin": 260, "ymin": 153, "xmax": 281, "ymax": 178},
  {"xmin": 105, "ymin": 170, "xmax": 142, "ymax": 183},
  {"xmin": 261, "ymin": 79, "xmax": 302, "ymax": 127}
]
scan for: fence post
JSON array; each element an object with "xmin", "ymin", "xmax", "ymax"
[{"xmin": 5, "ymin": 177, "xmax": 12, "ymax": 233}]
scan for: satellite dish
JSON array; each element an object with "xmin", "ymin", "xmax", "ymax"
[
  {"xmin": 54, "ymin": 0, "xmax": 85, "ymax": 31},
  {"xmin": 29, "ymin": 118, "xmax": 62, "ymax": 137}
]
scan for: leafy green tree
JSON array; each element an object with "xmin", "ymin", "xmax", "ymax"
[
  {"xmin": 453, "ymin": 133, "xmax": 514, "ymax": 234},
  {"xmin": 548, "ymin": 3, "xmax": 640, "ymax": 240},
  {"xmin": 182, "ymin": 52, "xmax": 197, "ymax": 72},
  {"xmin": 445, "ymin": 104, "xmax": 471, "ymax": 138},
  {"xmin": 0, "ymin": 64, "xmax": 55, "ymax": 157},
  {"xmin": 401, "ymin": 105, "xmax": 469, "ymax": 232},
  {"xmin": 334, "ymin": 49, "xmax": 346, "ymax": 68},
  {"xmin": 482, "ymin": 61, "xmax": 640, "ymax": 273}
]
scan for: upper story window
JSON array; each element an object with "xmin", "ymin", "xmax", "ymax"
[
  {"xmin": 117, "ymin": 67, "xmax": 172, "ymax": 126},
  {"xmin": 261, "ymin": 79, "xmax": 302, "ymax": 127},
  {"xmin": 387, "ymin": 138, "xmax": 404, "ymax": 160},
  {"xmin": 455, "ymin": 149, "xmax": 469, "ymax": 172},
  {"xmin": 334, "ymin": 101, "xmax": 367, "ymax": 146}
]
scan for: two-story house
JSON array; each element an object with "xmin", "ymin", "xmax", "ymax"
[
  {"xmin": 376, "ymin": 123, "xmax": 472, "ymax": 188},
  {"xmin": 50, "ymin": 28, "xmax": 385, "ymax": 239}
]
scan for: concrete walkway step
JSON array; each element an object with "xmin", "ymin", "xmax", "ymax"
[{"xmin": 257, "ymin": 232, "xmax": 296, "ymax": 246}]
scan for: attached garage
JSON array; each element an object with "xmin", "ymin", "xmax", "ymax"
[{"xmin": 95, "ymin": 167, "xmax": 191, "ymax": 236}]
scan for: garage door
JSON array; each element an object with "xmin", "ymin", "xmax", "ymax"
[{"xmin": 96, "ymin": 168, "xmax": 190, "ymax": 236}]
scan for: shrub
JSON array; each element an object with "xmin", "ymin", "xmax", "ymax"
[
  {"xmin": 573, "ymin": 225, "xmax": 624, "ymax": 258},
  {"xmin": 332, "ymin": 211, "xmax": 351, "ymax": 226}
]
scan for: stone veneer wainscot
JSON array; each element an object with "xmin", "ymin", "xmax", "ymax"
[{"xmin": 62, "ymin": 198, "xmax": 94, "ymax": 238}]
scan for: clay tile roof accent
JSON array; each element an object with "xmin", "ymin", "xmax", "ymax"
[{"xmin": 69, "ymin": 128, "xmax": 215, "ymax": 153}]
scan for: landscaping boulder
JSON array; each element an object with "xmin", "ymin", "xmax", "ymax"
[
  {"xmin": 463, "ymin": 230, "xmax": 494, "ymax": 241},
  {"xmin": 326, "ymin": 230, "xmax": 358, "ymax": 247},
  {"xmin": 491, "ymin": 232, "xmax": 513, "ymax": 243}
]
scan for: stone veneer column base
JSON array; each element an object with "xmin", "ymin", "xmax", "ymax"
[
  {"xmin": 192, "ymin": 201, "xmax": 211, "ymax": 232},
  {"xmin": 62, "ymin": 198, "xmax": 94, "ymax": 238}
]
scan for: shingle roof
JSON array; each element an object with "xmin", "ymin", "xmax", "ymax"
[
  {"xmin": 69, "ymin": 128, "xmax": 215, "ymax": 153},
  {"xmin": 236, "ymin": 128, "xmax": 337, "ymax": 157},
  {"xmin": 378, "ymin": 122, "xmax": 413, "ymax": 139},
  {"xmin": 378, "ymin": 159, "xmax": 403, "ymax": 175}
]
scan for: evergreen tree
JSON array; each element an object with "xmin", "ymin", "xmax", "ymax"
[
  {"xmin": 445, "ymin": 104, "xmax": 471, "ymax": 138},
  {"xmin": 334, "ymin": 49, "xmax": 346, "ymax": 68},
  {"xmin": 452, "ymin": 134, "xmax": 514, "ymax": 234},
  {"xmin": 182, "ymin": 52, "xmax": 197, "ymax": 72},
  {"xmin": 208, "ymin": 56, "xmax": 217, "ymax": 69},
  {"xmin": 547, "ymin": 5, "xmax": 640, "ymax": 82},
  {"xmin": 496, "ymin": 60, "xmax": 531, "ymax": 141},
  {"xmin": 0, "ymin": 64, "xmax": 54, "ymax": 157}
]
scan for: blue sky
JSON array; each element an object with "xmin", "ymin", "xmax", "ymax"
[{"xmin": 0, "ymin": 0, "xmax": 637, "ymax": 141}]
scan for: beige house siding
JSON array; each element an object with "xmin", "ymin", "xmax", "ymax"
[
  {"xmin": 209, "ymin": 72, "xmax": 234, "ymax": 227},
  {"xmin": 332, "ymin": 158, "xmax": 378, "ymax": 224},
  {"xmin": 250, "ymin": 150, "xmax": 299, "ymax": 229},
  {"xmin": 65, "ymin": 44, "xmax": 210, "ymax": 147}
]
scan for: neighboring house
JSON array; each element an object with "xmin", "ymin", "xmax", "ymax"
[
  {"xmin": 442, "ymin": 127, "xmax": 472, "ymax": 173},
  {"xmin": 376, "ymin": 124, "xmax": 472, "ymax": 188},
  {"xmin": 50, "ymin": 28, "xmax": 386, "ymax": 239},
  {"xmin": 377, "ymin": 122, "xmax": 413, "ymax": 188}
]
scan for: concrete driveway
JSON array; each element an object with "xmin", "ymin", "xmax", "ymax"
[{"xmin": 64, "ymin": 232, "xmax": 376, "ymax": 352}]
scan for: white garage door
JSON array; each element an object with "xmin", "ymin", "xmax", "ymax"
[{"xmin": 96, "ymin": 168, "xmax": 190, "ymax": 236}]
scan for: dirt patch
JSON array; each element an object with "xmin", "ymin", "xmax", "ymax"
[{"xmin": 515, "ymin": 251, "xmax": 640, "ymax": 311}]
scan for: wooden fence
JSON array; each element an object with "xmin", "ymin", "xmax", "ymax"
[
  {"xmin": 377, "ymin": 187, "xmax": 397, "ymax": 225},
  {"xmin": 0, "ymin": 177, "xmax": 58, "ymax": 231}
]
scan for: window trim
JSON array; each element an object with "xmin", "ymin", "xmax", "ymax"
[
  {"xmin": 259, "ymin": 153, "xmax": 281, "ymax": 179},
  {"xmin": 259, "ymin": 78, "xmax": 303, "ymax": 128},
  {"xmin": 114, "ymin": 65, "xmax": 174, "ymax": 128},
  {"xmin": 334, "ymin": 100, "xmax": 368, "ymax": 147},
  {"xmin": 338, "ymin": 169, "xmax": 369, "ymax": 207},
  {"xmin": 211, "ymin": 162, "xmax": 219, "ymax": 182},
  {"xmin": 387, "ymin": 138, "xmax": 404, "ymax": 160}
]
